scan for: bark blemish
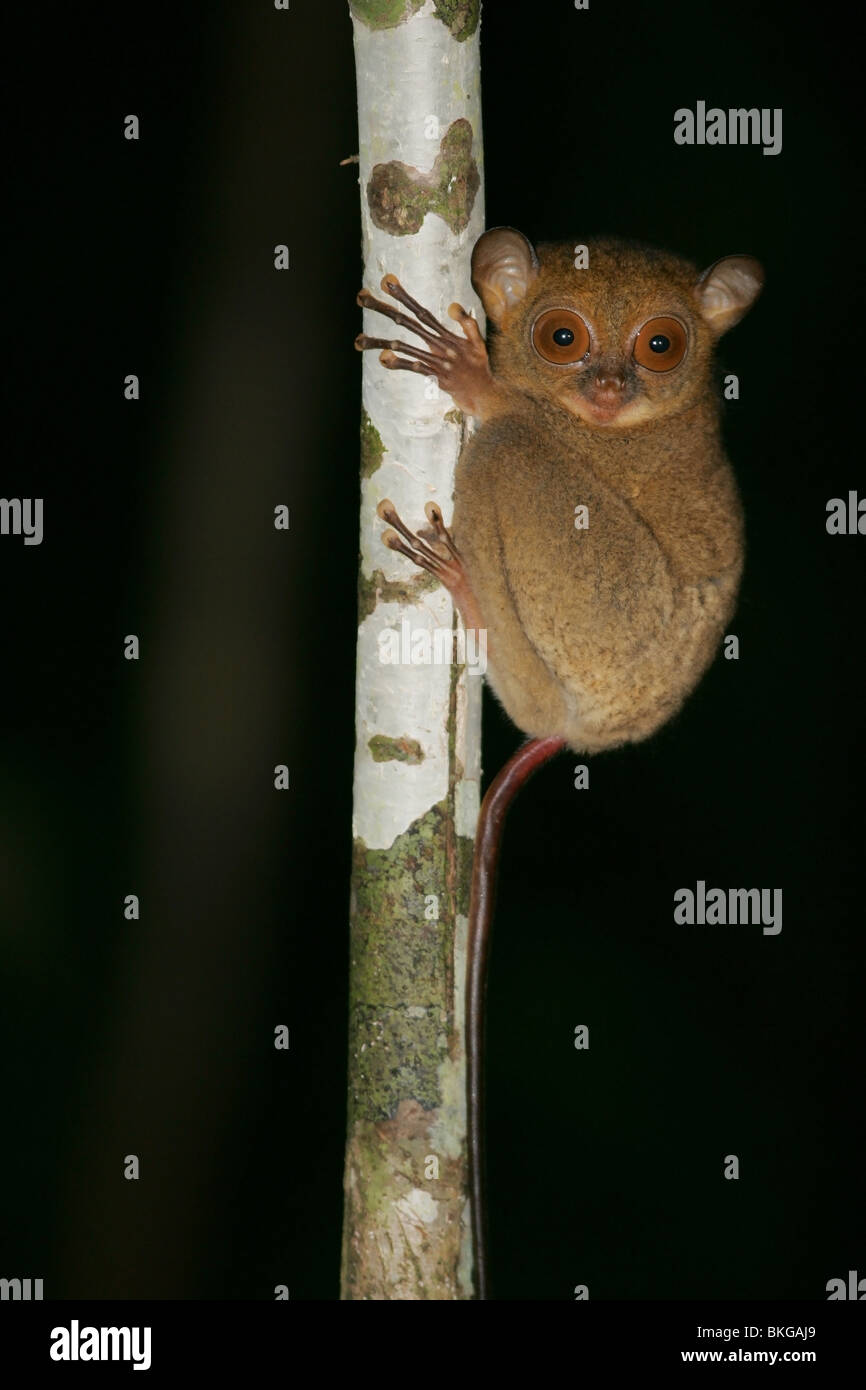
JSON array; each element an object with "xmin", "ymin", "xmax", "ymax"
[
  {"xmin": 432, "ymin": 0, "xmax": 480, "ymax": 41},
  {"xmin": 360, "ymin": 409, "xmax": 386, "ymax": 479},
  {"xmin": 369, "ymin": 734, "xmax": 425, "ymax": 764},
  {"xmin": 341, "ymin": 1100, "xmax": 466, "ymax": 1299},
  {"xmin": 349, "ymin": 0, "xmax": 425, "ymax": 30},
  {"xmin": 367, "ymin": 119, "xmax": 480, "ymax": 236},
  {"xmin": 357, "ymin": 566, "xmax": 439, "ymax": 623}
]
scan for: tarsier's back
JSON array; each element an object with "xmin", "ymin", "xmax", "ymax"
[{"xmin": 450, "ymin": 233, "xmax": 761, "ymax": 753}]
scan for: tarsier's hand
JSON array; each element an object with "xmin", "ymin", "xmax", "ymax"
[{"xmin": 355, "ymin": 274, "xmax": 500, "ymax": 420}]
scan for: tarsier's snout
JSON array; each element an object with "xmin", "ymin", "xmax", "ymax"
[
  {"xmin": 581, "ymin": 361, "xmax": 634, "ymax": 421},
  {"xmin": 561, "ymin": 359, "xmax": 642, "ymax": 425}
]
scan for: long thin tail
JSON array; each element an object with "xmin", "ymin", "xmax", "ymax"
[{"xmin": 467, "ymin": 734, "xmax": 567, "ymax": 1300}]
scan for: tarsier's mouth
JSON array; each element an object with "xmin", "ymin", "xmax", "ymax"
[
  {"xmin": 579, "ymin": 393, "xmax": 629, "ymax": 424},
  {"xmin": 563, "ymin": 388, "xmax": 668, "ymax": 430},
  {"xmin": 559, "ymin": 381, "xmax": 639, "ymax": 426}
]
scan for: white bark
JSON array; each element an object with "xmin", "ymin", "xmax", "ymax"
[
  {"xmin": 343, "ymin": 0, "xmax": 485, "ymax": 1300},
  {"xmin": 353, "ymin": 11, "xmax": 484, "ymax": 849}
]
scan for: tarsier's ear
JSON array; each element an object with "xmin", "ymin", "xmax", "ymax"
[
  {"xmin": 471, "ymin": 227, "xmax": 540, "ymax": 327},
  {"xmin": 695, "ymin": 255, "xmax": 764, "ymax": 335}
]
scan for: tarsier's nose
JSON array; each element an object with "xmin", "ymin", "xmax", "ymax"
[{"xmin": 594, "ymin": 366, "xmax": 626, "ymax": 392}]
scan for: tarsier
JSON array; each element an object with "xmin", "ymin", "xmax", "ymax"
[{"xmin": 356, "ymin": 227, "xmax": 763, "ymax": 1299}]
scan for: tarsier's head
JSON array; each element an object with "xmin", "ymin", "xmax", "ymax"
[{"xmin": 471, "ymin": 228, "xmax": 763, "ymax": 428}]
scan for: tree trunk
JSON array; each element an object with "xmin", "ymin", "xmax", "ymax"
[{"xmin": 342, "ymin": 0, "xmax": 485, "ymax": 1300}]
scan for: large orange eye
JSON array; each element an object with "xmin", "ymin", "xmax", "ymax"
[
  {"xmin": 633, "ymin": 317, "xmax": 687, "ymax": 371},
  {"xmin": 532, "ymin": 308, "xmax": 590, "ymax": 364}
]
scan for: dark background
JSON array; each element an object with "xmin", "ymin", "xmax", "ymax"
[{"xmin": 2, "ymin": 0, "xmax": 863, "ymax": 1300}]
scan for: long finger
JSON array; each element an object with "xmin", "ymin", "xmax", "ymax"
[
  {"xmin": 355, "ymin": 335, "xmax": 442, "ymax": 369},
  {"xmin": 381, "ymin": 274, "xmax": 460, "ymax": 339},
  {"xmin": 448, "ymin": 302, "xmax": 484, "ymax": 346},
  {"xmin": 357, "ymin": 290, "xmax": 447, "ymax": 351},
  {"xmin": 378, "ymin": 352, "xmax": 435, "ymax": 377}
]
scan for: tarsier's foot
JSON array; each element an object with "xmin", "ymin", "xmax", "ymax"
[
  {"xmin": 355, "ymin": 275, "xmax": 496, "ymax": 418},
  {"xmin": 377, "ymin": 498, "xmax": 461, "ymax": 583},
  {"xmin": 377, "ymin": 498, "xmax": 486, "ymax": 634}
]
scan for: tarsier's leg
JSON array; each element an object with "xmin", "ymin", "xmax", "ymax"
[
  {"xmin": 355, "ymin": 274, "xmax": 504, "ymax": 421},
  {"xmin": 377, "ymin": 498, "xmax": 487, "ymax": 639}
]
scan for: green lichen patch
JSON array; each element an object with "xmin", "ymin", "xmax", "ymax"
[
  {"xmin": 369, "ymin": 734, "xmax": 425, "ymax": 764},
  {"xmin": 349, "ymin": 801, "xmax": 454, "ymax": 1117},
  {"xmin": 357, "ymin": 565, "xmax": 440, "ymax": 623},
  {"xmin": 367, "ymin": 118, "xmax": 480, "ymax": 236},
  {"xmin": 367, "ymin": 162, "xmax": 430, "ymax": 237},
  {"xmin": 430, "ymin": 120, "xmax": 480, "ymax": 232},
  {"xmin": 456, "ymin": 828, "xmax": 473, "ymax": 919},
  {"xmin": 432, "ymin": 0, "xmax": 480, "ymax": 41},
  {"xmin": 360, "ymin": 410, "xmax": 385, "ymax": 479},
  {"xmin": 349, "ymin": 0, "xmax": 425, "ymax": 29},
  {"xmin": 348, "ymin": 802, "xmax": 476, "ymax": 1119}
]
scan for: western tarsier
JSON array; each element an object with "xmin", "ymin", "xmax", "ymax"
[{"xmin": 355, "ymin": 227, "xmax": 763, "ymax": 1300}]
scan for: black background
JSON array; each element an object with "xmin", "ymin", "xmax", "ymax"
[{"xmin": 2, "ymin": 0, "xmax": 863, "ymax": 1301}]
